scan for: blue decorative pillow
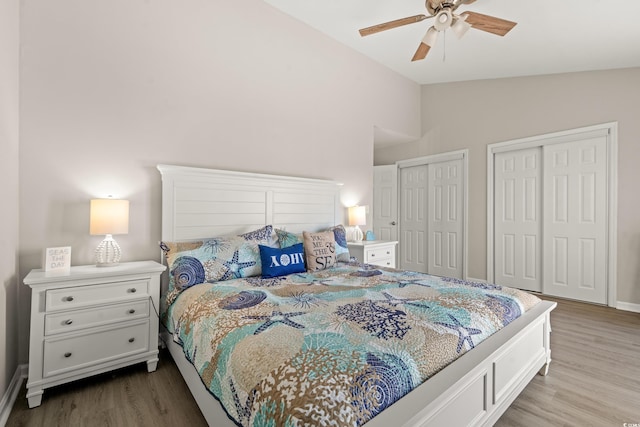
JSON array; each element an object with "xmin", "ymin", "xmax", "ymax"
[
  {"xmin": 329, "ymin": 225, "xmax": 350, "ymax": 262},
  {"xmin": 241, "ymin": 225, "xmax": 279, "ymax": 247},
  {"xmin": 259, "ymin": 243, "xmax": 306, "ymax": 278}
]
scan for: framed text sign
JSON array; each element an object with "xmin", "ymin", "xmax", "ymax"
[{"xmin": 44, "ymin": 246, "xmax": 71, "ymax": 273}]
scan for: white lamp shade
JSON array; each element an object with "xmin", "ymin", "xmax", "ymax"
[
  {"xmin": 90, "ymin": 199, "xmax": 129, "ymax": 235},
  {"xmin": 422, "ymin": 26, "xmax": 439, "ymax": 47},
  {"xmin": 348, "ymin": 206, "xmax": 366, "ymax": 227},
  {"xmin": 452, "ymin": 15, "xmax": 472, "ymax": 39}
]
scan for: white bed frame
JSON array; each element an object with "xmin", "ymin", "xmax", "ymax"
[{"xmin": 157, "ymin": 164, "xmax": 556, "ymax": 427}]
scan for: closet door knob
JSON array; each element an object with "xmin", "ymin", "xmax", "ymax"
[{"xmin": 391, "ymin": 221, "xmax": 397, "ymax": 226}]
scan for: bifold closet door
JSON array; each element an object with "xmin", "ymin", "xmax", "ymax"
[
  {"xmin": 493, "ymin": 148, "xmax": 542, "ymax": 292},
  {"xmin": 543, "ymin": 137, "xmax": 607, "ymax": 304}
]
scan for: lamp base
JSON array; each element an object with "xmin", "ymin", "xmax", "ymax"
[
  {"xmin": 351, "ymin": 226, "xmax": 364, "ymax": 242},
  {"xmin": 95, "ymin": 234, "xmax": 122, "ymax": 267}
]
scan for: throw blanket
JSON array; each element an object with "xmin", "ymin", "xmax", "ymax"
[{"xmin": 164, "ymin": 263, "xmax": 540, "ymax": 427}]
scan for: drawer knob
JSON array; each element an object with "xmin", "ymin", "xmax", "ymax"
[
  {"xmin": 65, "ymin": 296, "xmax": 74, "ymax": 302},
  {"xmin": 371, "ymin": 254, "xmax": 375, "ymax": 257},
  {"xmin": 64, "ymin": 352, "xmax": 72, "ymax": 358},
  {"xmin": 128, "ymin": 309, "xmax": 136, "ymax": 314},
  {"xmin": 128, "ymin": 338, "xmax": 135, "ymax": 343},
  {"xmin": 128, "ymin": 288, "xmax": 137, "ymax": 293},
  {"xmin": 64, "ymin": 319, "xmax": 73, "ymax": 325}
]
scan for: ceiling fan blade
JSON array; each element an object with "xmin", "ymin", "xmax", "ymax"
[
  {"xmin": 412, "ymin": 27, "xmax": 438, "ymax": 61},
  {"xmin": 412, "ymin": 43, "xmax": 431, "ymax": 61},
  {"xmin": 462, "ymin": 11, "xmax": 517, "ymax": 36},
  {"xmin": 359, "ymin": 14, "xmax": 430, "ymax": 37}
]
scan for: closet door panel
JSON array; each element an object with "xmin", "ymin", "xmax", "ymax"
[
  {"xmin": 543, "ymin": 137, "xmax": 607, "ymax": 304},
  {"xmin": 399, "ymin": 166, "xmax": 428, "ymax": 273},
  {"xmin": 494, "ymin": 148, "xmax": 542, "ymax": 292},
  {"xmin": 428, "ymin": 160, "xmax": 463, "ymax": 278}
]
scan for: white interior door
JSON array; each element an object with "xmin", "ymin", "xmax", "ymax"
[
  {"xmin": 494, "ymin": 148, "xmax": 542, "ymax": 292},
  {"xmin": 373, "ymin": 165, "xmax": 398, "ymax": 242},
  {"xmin": 543, "ymin": 137, "xmax": 608, "ymax": 304},
  {"xmin": 399, "ymin": 165, "xmax": 428, "ymax": 273},
  {"xmin": 428, "ymin": 159, "xmax": 463, "ymax": 278}
]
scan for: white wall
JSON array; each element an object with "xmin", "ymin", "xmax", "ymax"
[
  {"xmin": 17, "ymin": 0, "xmax": 421, "ymax": 362},
  {"xmin": 0, "ymin": 0, "xmax": 20, "ymax": 401},
  {"xmin": 375, "ymin": 68, "xmax": 640, "ymax": 305}
]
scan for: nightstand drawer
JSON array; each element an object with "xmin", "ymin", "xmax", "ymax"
[
  {"xmin": 46, "ymin": 279, "xmax": 149, "ymax": 311},
  {"xmin": 43, "ymin": 321, "xmax": 150, "ymax": 378},
  {"xmin": 45, "ymin": 300, "xmax": 150, "ymax": 335},
  {"xmin": 348, "ymin": 241, "xmax": 398, "ymax": 269},
  {"xmin": 368, "ymin": 257, "xmax": 394, "ymax": 268},
  {"xmin": 366, "ymin": 246, "xmax": 395, "ymax": 261}
]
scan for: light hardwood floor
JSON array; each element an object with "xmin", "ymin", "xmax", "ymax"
[
  {"xmin": 496, "ymin": 296, "xmax": 640, "ymax": 427},
  {"xmin": 7, "ymin": 297, "xmax": 640, "ymax": 426}
]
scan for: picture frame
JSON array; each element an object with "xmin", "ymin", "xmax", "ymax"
[{"xmin": 44, "ymin": 246, "xmax": 71, "ymax": 273}]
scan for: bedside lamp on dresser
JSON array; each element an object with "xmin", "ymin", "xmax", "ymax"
[
  {"xmin": 348, "ymin": 205, "xmax": 366, "ymax": 242},
  {"xmin": 89, "ymin": 198, "xmax": 129, "ymax": 266}
]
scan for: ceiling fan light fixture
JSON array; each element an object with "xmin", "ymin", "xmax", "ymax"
[
  {"xmin": 433, "ymin": 9, "xmax": 453, "ymax": 31},
  {"xmin": 422, "ymin": 26, "xmax": 439, "ymax": 47},
  {"xmin": 451, "ymin": 14, "xmax": 471, "ymax": 39}
]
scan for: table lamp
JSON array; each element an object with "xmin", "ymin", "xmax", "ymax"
[
  {"xmin": 348, "ymin": 205, "xmax": 366, "ymax": 242},
  {"xmin": 90, "ymin": 198, "xmax": 129, "ymax": 266}
]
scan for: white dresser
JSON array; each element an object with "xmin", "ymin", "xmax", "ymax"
[
  {"xmin": 347, "ymin": 240, "xmax": 398, "ymax": 268},
  {"xmin": 23, "ymin": 260, "xmax": 166, "ymax": 408}
]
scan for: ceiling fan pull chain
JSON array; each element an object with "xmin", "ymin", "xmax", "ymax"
[{"xmin": 442, "ymin": 30, "xmax": 447, "ymax": 62}]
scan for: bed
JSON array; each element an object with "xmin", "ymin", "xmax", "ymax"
[{"xmin": 157, "ymin": 164, "xmax": 556, "ymax": 427}]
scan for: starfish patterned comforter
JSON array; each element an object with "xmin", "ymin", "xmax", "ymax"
[{"xmin": 164, "ymin": 262, "xmax": 540, "ymax": 427}]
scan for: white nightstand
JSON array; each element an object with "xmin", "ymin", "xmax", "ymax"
[
  {"xmin": 347, "ymin": 240, "xmax": 398, "ymax": 268},
  {"xmin": 23, "ymin": 260, "xmax": 166, "ymax": 408}
]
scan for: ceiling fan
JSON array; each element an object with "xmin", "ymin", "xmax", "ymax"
[{"xmin": 359, "ymin": 0, "xmax": 517, "ymax": 61}]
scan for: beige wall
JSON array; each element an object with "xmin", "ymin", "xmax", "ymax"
[
  {"xmin": 17, "ymin": 0, "xmax": 421, "ymax": 362},
  {"xmin": 0, "ymin": 0, "xmax": 20, "ymax": 400},
  {"xmin": 375, "ymin": 68, "xmax": 640, "ymax": 305}
]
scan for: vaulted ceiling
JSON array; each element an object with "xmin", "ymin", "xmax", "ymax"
[{"xmin": 265, "ymin": 0, "xmax": 640, "ymax": 85}]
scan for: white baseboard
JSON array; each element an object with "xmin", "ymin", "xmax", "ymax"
[
  {"xmin": 0, "ymin": 364, "xmax": 27, "ymax": 427},
  {"xmin": 616, "ymin": 301, "xmax": 640, "ymax": 313},
  {"xmin": 467, "ymin": 278, "xmax": 640, "ymax": 313}
]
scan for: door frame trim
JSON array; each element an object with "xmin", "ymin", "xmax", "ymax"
[
  {"xmin": 397, "ymin": 149, "xmax": 469, "ymax": 280},
  {"xmin": 487, "ymin": 122, "xmax": 618, "ymax": 306}
]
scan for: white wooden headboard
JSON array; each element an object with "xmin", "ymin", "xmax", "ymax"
[{"xmin": 157, "ymin": 164, "xmax": 344, "ymax": 241}]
